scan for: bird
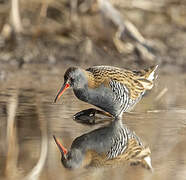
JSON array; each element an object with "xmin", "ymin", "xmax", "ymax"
[
  {"xmin": 54, "ymin": 65, "xmax": 158, "ymax": 120},
  {"xmin": 53, "ymin": 119, "xmax": 152, "ymax": 170}
]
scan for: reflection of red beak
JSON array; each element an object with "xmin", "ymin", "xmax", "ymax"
[
  {"xmin": 53, "ymin": 135, "xmax": 68, "ymax": 155},
  {"xmin": 54, "ymin": 83, "xmax": 70, "ymax": 103}
]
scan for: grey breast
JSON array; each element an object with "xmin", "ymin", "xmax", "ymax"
[
  {"xmin": 73, "ymin": 87, "xmax": 89, "ymax": 102},
  {"xmin": 86, "ymin": 84, "xmax": 120, "ymax": 116}
]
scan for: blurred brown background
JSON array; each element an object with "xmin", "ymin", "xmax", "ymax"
[{"xmin": 0, "ymin": 0, "xmax": 186, "ymax": 69}]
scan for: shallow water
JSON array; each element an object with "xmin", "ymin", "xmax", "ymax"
[{"xmin": 1, "ymin": 65, "xmax": 186, "ymax": 180}]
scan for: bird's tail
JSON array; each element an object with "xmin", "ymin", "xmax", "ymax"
[
  {"xmin": 144, "ymin": 65, "xmax": 158, "ymax": 82},
  {"xmin": 136, "ymin": 65, "xmax": 158, "ymax": 90},
  {"xmin": 129, "ymin": 146, "xmax": 153, "ymax": 172},
  {"xmin": 139, "ymin": 147, "xmax": 153, "ymax": 172}
]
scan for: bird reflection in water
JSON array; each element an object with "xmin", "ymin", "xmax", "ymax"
[{"xmin": 53, "ymin": 119, "xmax": 152, "ymax": 171}]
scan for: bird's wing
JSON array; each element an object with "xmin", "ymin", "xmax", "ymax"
[{"xmin": 86, "ymin": 65, "xmax": 157, "ymax": 100}]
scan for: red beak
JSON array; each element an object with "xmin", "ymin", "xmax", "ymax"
[
  {"xmin": 53, "ymin": 135, "xmax": 68, "ymax": 155},
  {"xmin": 54, "ymin": 83, "xmax": 70, "ymax": 103}
]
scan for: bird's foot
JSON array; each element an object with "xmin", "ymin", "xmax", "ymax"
[
  {"xmin": 73, "ymin": 108, "xmax": 96, "ymax": 125},
  {"xmin": 74, "ymin": 108, "xmax": 112, "ymax": 125}
]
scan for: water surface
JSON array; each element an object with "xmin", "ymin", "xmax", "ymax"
[{"xmin": 1, "ymin": 65, "xmax": 186, "ymax": 180}]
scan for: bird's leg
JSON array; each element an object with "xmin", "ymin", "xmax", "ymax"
[
  {"xmin": 73, "ymin": 108, "xmax": 97, "ymax": 125},
  {"xmin": 73, "ymin": 108, "xmax": 112, "ymax": 125}
]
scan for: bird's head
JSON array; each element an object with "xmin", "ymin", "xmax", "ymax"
[
  {"xmin": 53, "ymin": 135, "xmax": 83, "ymax": 169},
  {"xmin": 54, "ymin": 67, "xmax": 87, "ymax": 102}
]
